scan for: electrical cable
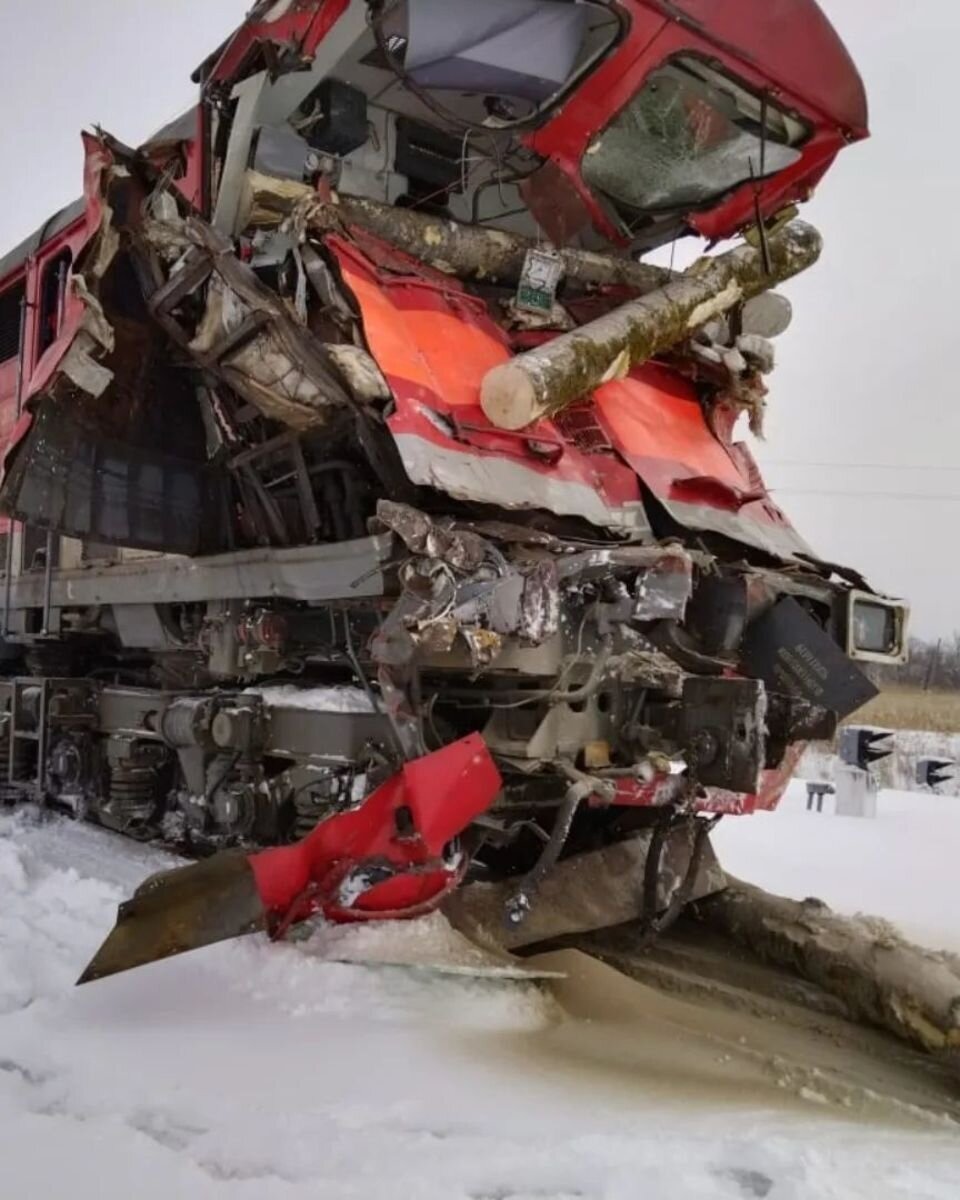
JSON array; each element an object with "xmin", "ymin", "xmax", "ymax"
[
  {"xmin": 765, "ymin": 460, "xmax": 960, "ymax": 473},
  {"xmin": 772, "ymin": 488, "xmax": 960, "ymax": 503}
]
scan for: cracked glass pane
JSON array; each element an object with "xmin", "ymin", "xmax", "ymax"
[{"xmin": 583, "ymin": 56, "xmax": 806, "ymax": 219}]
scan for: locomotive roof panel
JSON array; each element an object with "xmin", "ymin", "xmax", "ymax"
[{"xmin": 0, "ymin": 196, "xmax": 86, "ymax": 287}]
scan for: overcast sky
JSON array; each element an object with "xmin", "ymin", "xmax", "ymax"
[{"xmin": 0, "ymin": 2, "xmax": 955, "ymax": 638}]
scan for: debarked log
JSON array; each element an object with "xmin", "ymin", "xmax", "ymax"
[
  {"xmin": 696, "ymin": 877, "xmax": 960, "ymax": 1055},
  {"xmin": 480, "ymin": 222, "xmax": 823, "ymax": 431},
  {"xmin": 240, "ymin": 170, "xmax": 674, "ymax": 294}
]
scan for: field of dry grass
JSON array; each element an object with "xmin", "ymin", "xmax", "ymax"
[{"xmin": 849, "ymin": 686, "xmax": 960, "ymax": 734}]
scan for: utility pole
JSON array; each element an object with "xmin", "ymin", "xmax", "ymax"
[{"xmin": 923, "ymin": 638, "xmax": 942, "ymax": 691}]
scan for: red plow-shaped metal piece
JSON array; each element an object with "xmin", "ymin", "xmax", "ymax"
[{"xmin": 78, "ymin": 735, "xmax": 501, "ymax": 984}]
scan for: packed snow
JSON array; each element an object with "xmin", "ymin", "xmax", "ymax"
[
  {"xmin": 3, "ymin": 777, "xmax": 960, "ymax": 1199},
  {"xmin": 799, "ymin": 730, "xmax": 960, "ymax": 798},
  {"xmin": 714, "ymin": 778, "xmax": 960, "ymax": 954}
]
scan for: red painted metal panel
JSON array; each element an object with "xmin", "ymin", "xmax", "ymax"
[
  {"xmin": 526, "ymin": 0, "xmax": 865, "ymax": 245},
  {"xmin": 331, "ymin": 234, "xmax": 803, "ymax": 538},
  {"xmin": 595, "ymin": 367, "xmax": 801, "ymax": 540},
  {"xmin": 203, "ymin": 0, "xmax": 351, "ymax": 88},
  {"xmin": 248, "ymin": 734, "xmax": 501, "ymax": 930},
  {"xmin": 197, "ymin": 0, "xmax": 865, "ymax": 246},
  {"xmin": 633, "ymin": 0, "xmax": 868, "ymax": 134},
  {"xmin": 0, "ymin": 134, "xmax": 112, "ymax": 472},
  {"xmin": 701, "ymin": 742, "xmax": 807, "ymax": 814},
  {"xmin": 332, "ymin": 237, "xmax": 644, "ymax": 514}
]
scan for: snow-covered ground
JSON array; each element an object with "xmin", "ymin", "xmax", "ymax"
[
  {"xmin": 714, "ymin": 779, "xmax": 960, "ymax": 954},
  {"xmin": 3, "ymin": 789, "xmax": 960, "ymax": 1200},
  {"xmin": 798, "ymin": 730, "xmax": 960, "ymax": 798}
]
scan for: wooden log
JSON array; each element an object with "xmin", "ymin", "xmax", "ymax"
[
  {"xmin": 239, "ymin": 169, "xmax": 674, "ymax": 294},
  {"xmin": 695, "ymin": 877, "xmax": 960, "ymax": 1055},
  {"xmin": 444, "ymin": 825, "xmax": 725, "ymax": 952},
  {"xmin": 480, "ymin": 221, "xmax": 822, "ymax": 431}
]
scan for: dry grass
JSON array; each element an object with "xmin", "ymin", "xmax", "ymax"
[{"xmin": 849, "ymin": 686, "xmax": 960, "ymax": 734}]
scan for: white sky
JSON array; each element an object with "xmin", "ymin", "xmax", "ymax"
[{"xmin": 0, "ymin": 1, "xmax": 955, "ymax": 638}]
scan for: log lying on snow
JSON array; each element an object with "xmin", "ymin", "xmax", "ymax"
[
  {"xmin": 481, "ymin": 221, "xmax": 822, "ymax": 431},
  {"xmin": 696, "ymin": 877, "xmax": 960, "ymax": 1055},
  {"xmin": 444, "ymin": 825, "xmax": 725, "ymax": 952},
  {"xmin": 240, "ymin": 170, "xmax": 674, "ymax": 294}
]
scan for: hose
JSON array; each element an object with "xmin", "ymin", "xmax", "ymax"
[
  {"xmin": 504, "ymin": 762, "xmax": 616, "ymax": 928},
  {"xmin": 341, "ymin": 611, "xmax": 410, "ymax": 763},
  {"xmin": 638, "ymin": 815, "xmax": 721, "ymax": 946},
  {"xmin": 550, "ymin": 641, "xmax": 613, "ymax": 705},
  {"xmin": 489, "ymin": 639, "xmax": 615, "ymax": 710}
]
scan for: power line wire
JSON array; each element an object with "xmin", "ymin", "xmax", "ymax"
[
  {"xmin": 765, "ymin": 459, "xmax": 960, "ymax": 473},
  {"xmin": 773, "ymin": 487, "xmax": 960, "ymax": 502}
]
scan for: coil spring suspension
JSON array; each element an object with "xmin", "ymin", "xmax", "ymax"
[
  {"xmin": 103, "ymin": 763, "xmax": 158, "ymax": 837},
  {"xmin": 0, "ymin": 736, "xmax": 37, "ymax": 803}
]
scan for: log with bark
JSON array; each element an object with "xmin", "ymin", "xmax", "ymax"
[
  {"xmin": 695, "ymin": 877, "xmax": 960, "ymax": 1056},
  {"xmin": 480, "ymin": 221, "xmax": 822, "ymax": 431},
  {"xmin": 239, "ymin": 170, "xmax": 674, "ymax": 294}
]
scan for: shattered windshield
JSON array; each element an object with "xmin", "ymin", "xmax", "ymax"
[{"xmin": 582, "ymin": 55, "xmax": 807, "ymax": 219}]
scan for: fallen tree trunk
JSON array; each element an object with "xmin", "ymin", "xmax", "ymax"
[
  {"xmin": 480, "ymin": 221, "xmax": 822, "ymax": 431},
  {"xmin": 240, "ymin": 170, "xmax": 674, "ymax": 294},
  {"xmin": 696, "ymin": 877, "xmax": 960, "ymax": 1055}
]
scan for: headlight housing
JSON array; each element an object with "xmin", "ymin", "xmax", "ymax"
[{"xmin": 845, "ymin": 591, "xmax": 909, "ymax": 665}]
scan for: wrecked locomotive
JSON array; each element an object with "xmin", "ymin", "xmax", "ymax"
[{"xmin": 0, "ymin": 0, "xmax": 908, "ymax": 979}]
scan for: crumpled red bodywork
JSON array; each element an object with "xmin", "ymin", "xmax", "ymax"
[
  {"xmin": 332, "ymin": 234, "xmax": 811, "ymax": 560},
  {"xmin": 250, "ymin": 733, "xmax": 502, "ymax": 932},
  {"xmin": 1, "ymin": 0, "xmax": 883, "ymax": 988},
  {"xmin": 202, "ymin": 0, "xmax": 866, "ymax": 247},
  {"xmin": 0, "ymin": 0, "xmax": 866, "ymax": 561},
  {"xmin": 525, "ymin": 0, "xmax": 867, "ymax": 246},
  {"xmin": 0, "ymin": 134, "xmax": 114, "ymax": 520},
  {"xmin": 76, "ymin": 736, "xmax": 504, "ymax": 983}
]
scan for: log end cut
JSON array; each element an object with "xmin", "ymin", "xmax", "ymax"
[{"xmin": 480, "ymin": 362, "xmax": 543, "ymax": 431}]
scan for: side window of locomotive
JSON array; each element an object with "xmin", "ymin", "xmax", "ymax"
[
  {"xmin": 37, "ymin": 249, "xmax": 72, "ymax": 358},
  {"xmin": 0, "ymin": 279, "xmax": 26, "ymax": 364}
]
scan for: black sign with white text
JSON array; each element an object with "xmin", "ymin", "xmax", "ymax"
[{"xmin": 741, "ymin": 597, "xmax": 878, "ymax": 719}]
